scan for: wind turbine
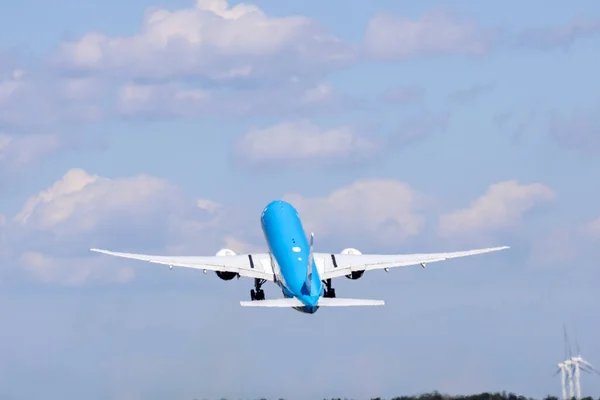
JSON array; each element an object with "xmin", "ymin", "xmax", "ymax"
[
  {"xmin": 555, "ymin": 324, "xmax": 575, "ymax": 400},
  {"xmin": 554, "ymin": 361, "xmax": 568, "ymax": 400},
  {"xmin": 570, "ymin": 326, "xmax": 600, "ymax": 400}
]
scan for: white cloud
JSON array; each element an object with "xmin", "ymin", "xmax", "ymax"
[
  {"xmin": 380, "ymin": 85, "xmax": 424, "ymax": 104},
  {"xmin": 364, "ymin": 9, "xmax": 491, "ymax": 60},
  {"xmin": 519, "ymin": 15, "xmax": 600, "ymax": 50},
  {"xmin": 1, "ymin": 2, "xmax": 355, "ymax": 132},
  {"xmin": 55, "ymin": 0, "xmax": 354, "ymax": 81},
  {"xmin": 389, "ymin": 112, "xmax": 450, "ymax": 147},
  {"xmin": 114, "ymin": 78, "xmax": 347, "ymax": 118},
  {"xmin": 528, "ymin": 227, "xmax": 578, "ymax": 267},
  {"xmin": 437, "ymin": 180, "xmax": 556, "ymax": 237},
  {"xmin": 586, "ymin": 217, "xmax": 600, "ymax": 239},
  {"xmin": 18, "ymin": 251, "xmax": 135, "ymax": 286},
  {"xmin": 530, "ymin": 216, "xmax": 600, "ymax": 267},
  {"xmin": 548, "ymin": 110, "xmax": 600, "ymax": 156},
  {"xmin": 235, "ymin": 120, "xmax": 379, "ymax": 165},
  {"xmin": 0, "ymin": 69, "xmax": 25, "ymax": 104},
  {"xmin": 117, "ymin": 82, "xmax": 211, "ymax": 116},
  {"xmin": 0, "ymin": 133, "xmax": 61, "ymax": 168},
  {"xmin": 283, "ymin": 179, "xmax": 431, "ymax": 248},
  {"xmin": 13, "ymin": 168, "xmax": 173, "ymax": 233},
  {"xmin": 4, "ymin": 168, "xmax": 250, "ymax": 285},
  {"xmin": 0, "ymin": 68, "xmax": 105, "ymax": 128}
]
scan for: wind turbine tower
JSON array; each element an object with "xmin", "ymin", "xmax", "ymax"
[
  {"xmin": 555, "ymin": 325, "xmax": 575, "ymax": 400},
  {"xmin": 557, "ymin": 325, "xmax": 600, "ymax": 400},
  {"xmin": 570, "ymin": 328, "xmax": 600, "ymax": 400},
  {"xmin": 556, "ymin": 361, "xmax": 568, "ymax": 400}
]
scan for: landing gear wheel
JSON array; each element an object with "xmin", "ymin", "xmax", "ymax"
[
  {"xmin": 323, "ymin": 279, "xmax": 336, "ymax": 298},
  {"xmin": 250, "ymin": 278, "xmax": 266, "ymax": 301}
]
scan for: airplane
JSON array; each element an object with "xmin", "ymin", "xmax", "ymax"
[{"xmin": 90, "ymin": 199, "xmax": 510, "ymax": 314}]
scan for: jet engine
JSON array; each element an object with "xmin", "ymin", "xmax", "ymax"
[
  {"xmin": 341, "ymin": 248, "xmax": 365, "ymax": 280},
  {"xmin": 214, "ymin": 248, "xmax": 238, "ymax": 281}
]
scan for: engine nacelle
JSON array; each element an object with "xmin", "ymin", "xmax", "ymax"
[
  {"xmin": 341, "ymin": 248, "xmax": 365, "ymax": 280},
  {"xmin": 215, "ymin": 248, "xmax": 238, "ymax": 281}
]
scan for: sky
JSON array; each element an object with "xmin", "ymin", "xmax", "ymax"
[{"xmin": 1, "ymin": 0, "xmax": 600, "ymax": 399}]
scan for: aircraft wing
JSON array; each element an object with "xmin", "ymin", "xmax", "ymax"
[
  {"xmin": 315, "ymin": 246, "xmax": 509, "ymax": 280},
  {"xmin": 90, "ymin": 248, "xmax": 275, "ymax": 281}
]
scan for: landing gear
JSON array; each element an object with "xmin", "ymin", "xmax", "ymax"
[
  {"xmin": 323, "ymin": 278, "xmax": 336, "ymax": 298},
  {"xmin": 250, "ymin": 278, "xmax": 266, "ymax": 301}
]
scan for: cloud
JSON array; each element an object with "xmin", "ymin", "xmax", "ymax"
[
  {"xmin": 283, "ymin": 179, "xmax": 432, "ymax": 249},
  {"xmin": 0, "ymin": 171, "xmax": 566, "ymax": 285},
  {"xmin": 437, "ymin": 180, "xmax": 556, "ymax": 238},
  {"xmin": 116, "ymin": 81, "xmax": 211, "ymax": 117},
  {"xmin": 493, "ymin": 109, "xmax": 538, "ymax": 143},
  {"xmin": 53, "ymin": 0, "xmax": 355, "ymax": 81},
  {"xmin": 0, "ymin": 67, "xmax": 105, "ymax": 129},
  {"xmin": 3, "ymin": 168, "xmax": 249, "ymax": 285},
  {"xmin": 379, "ymin": 85, "xmax": 424, "ymax": 104},
  {"xmin": 586, "ymin": 217, "xmax": 600, "ymax": 239},
  {"xmin": 519, "ymin": 15, "xmax": 600, "ymax": 51},
  {"xmin": 364, "ymin": 9, "xmax": 492, "ymax": 60},
  {"xmin": 548, "ymin": 110, "xmax": 600, "ymax": 156},
  {"xmin": 530, "ymin": 216, "xmax": 600, "ymax": 267},
  {"xmin": 0, "ymin": 133, "xmax": 61, "ymax": 169},
  {"xmin": 446, "ymin": 83, "xmax": 493, "ymax": 105},
  {"xmin": 387, "ymin": 112, "xmax": 450, "ymax": 148},
  {"xmin": 234, "ymin": 120, "xmax": 379, "ymax": 166},
  {"xmin": 17, "ymin": 251, "xmax": 135, "ymax": 286},
  {"xmin": 115, "ymin": 78, "xmax": 351, "ymax": 118},
  {"xmin": 528, "ymin": 227, "xmax": 578, "ymax": 267}
]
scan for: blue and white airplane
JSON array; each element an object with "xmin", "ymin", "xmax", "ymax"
[{"xmin": 90, "ymin": 200, "xmax": 509, "ymax": 314}]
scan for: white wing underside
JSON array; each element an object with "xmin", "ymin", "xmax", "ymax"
[
  {"xmin": 90, "ymin": 246, "xmax": 509, "ymax": 281},
  {"xmin": 314, "ymin": 246, "xmax": 509, "ymax": 280},
  {"xmin": 89, "ymin": 248, "xmax": 276, "ymax": 281}
]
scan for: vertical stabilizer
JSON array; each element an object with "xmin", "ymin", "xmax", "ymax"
[{"xmin": 303, "ymin": 232, "xmax": 315, "ymax": 295}]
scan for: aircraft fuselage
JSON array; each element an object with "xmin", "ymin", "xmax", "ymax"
[{"xmin": 261, "ymin": 200, "xmax": 323, "ymax": 313}]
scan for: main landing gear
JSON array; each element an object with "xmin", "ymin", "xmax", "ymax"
[
  {"xmin": 250, "ymin": 278, "xmax": 266, "ymax": 301},
  {"xmin": 323, "ymin": 278, "xmax": 336, "ymax": 298}
]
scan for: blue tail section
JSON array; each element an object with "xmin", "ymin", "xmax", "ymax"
[{"xmin": 302, "ymin": 232, "xmax": 315, "ymax": 295}]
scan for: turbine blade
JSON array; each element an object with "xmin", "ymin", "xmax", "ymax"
[
  {"xmin": 563, "ymin": 323, "xmax": 572, "ymax": 359},
  {"xmin": 583, "ymin": 365, "xmax": 600, "ymax": 375},
  {"xmin": 574, "ymin": 324, "xmax": 581, "ymax": 355}
]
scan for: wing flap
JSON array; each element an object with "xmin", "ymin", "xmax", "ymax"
[
  {"xmin": 318, "ymin": 246, "xmax": 509, "ymax": 280},
  {"xmin": 90, "ymin": 248, "xmax": 275, "ymax": 281}
]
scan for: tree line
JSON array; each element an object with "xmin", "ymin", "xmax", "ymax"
[
  {"xmin": 211, "ymin": 391, "xmax": 599, "ymax": 400},
  {"xmin": 323, "ymin": 393, "xmax": 597, "ymax": 400}
]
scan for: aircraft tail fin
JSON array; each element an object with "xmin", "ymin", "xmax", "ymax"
[{"xmin": 302, "ymin": 232, "xmax": 315, "ymax": 295}]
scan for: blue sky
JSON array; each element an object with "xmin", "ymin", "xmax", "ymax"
[{"xmin": 1, "ymin": 0, "xmax": 600, "ymax": 399}]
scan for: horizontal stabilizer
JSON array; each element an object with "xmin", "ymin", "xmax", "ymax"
[
  {"xmin": 240, "ymin": 298, "xmax": 303, "ymax": 307},
  {"xmin": 239, "ymin": 297, "xmax": 385, "ymax": 308},
  {"xmin": 318, "ymin": 298, "xmax": 384, "ymax": 307}
]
